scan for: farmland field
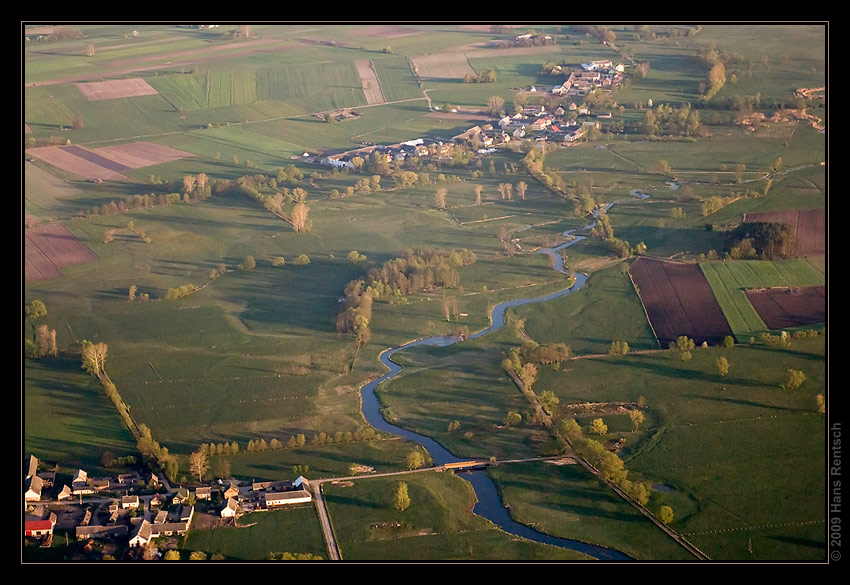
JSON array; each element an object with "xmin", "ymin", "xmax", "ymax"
[
  {"xmin": 744, "ymin": 286, "xmax": 825, "ymax": 330},
  {"xmin": 23, "ymin": 23, "xmax": 827, "ymax": 563},
  {"xmin": 744, "ymin": 208, "xmax": 826, "ymax": 256},
  {"xmin": 699, "ymin": 259, "xmax": 826, "ymax": 339},
  {"xmin": 629, "ymin": 257, "xmax": 734, "ymax": 346}
]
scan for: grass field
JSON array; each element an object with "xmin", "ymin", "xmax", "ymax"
[
  {"xmin": 700, "ymin": 259, "xmax": 826, "ymax": 339},
  {"xmin": 183, "ymin": 506, "xmax": 327, "ymax": 560},
  {"xmin": 487, "ymin": 460, "xmax": 695, "ymax": 560},
  {"xmin": 322, "ymin": 470, "xmax": 590, "ymax": 561},
  {"xmin": 533, "ymin": 336, "xmax": 826, "ymax": 560}
]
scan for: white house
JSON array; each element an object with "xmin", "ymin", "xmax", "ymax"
[{"xmin": 221, "ymin": 497, "xmax": 239, "ymax": 518}]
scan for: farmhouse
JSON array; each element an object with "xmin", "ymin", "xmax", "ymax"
[
  {"xmin": 25, "ymin": 455, "xmax": 38, "ymax": 479},
  {"xmin": 24, "ymin": 519, "xmax": 55, "ymax": 538},
  {"xmin": 264, "ymin": 489, "xmax": 312, "ymax": 508},
  {"xmin": 221, "ymin": 497, "xmax": 240, "ymax": 518},
  {"xmin": 129, "ymin": 517, "xmax": 192, "ymax": 548},
  {"xmin": 25, "ymin": 475, "xmax": 43, "ymax": 502}
]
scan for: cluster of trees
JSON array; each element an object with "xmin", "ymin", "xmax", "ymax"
[
  {"xmin": 725, "ymin": 221, "xmax": 796, "ymax": 260},
  {"xmin": 164, "ymin": 283, "xmax": 199, "ymax": 301},
  {"xmin": 366, "ymin": 247, "xmax": 477, "ymax": 298},
  {"xmin": 558, "ymin": 418, "xmax": 651, "ymax": 506},
  {"xmin": 669, "ymin": 335, "xmax": 696, "ymax": 361},
  {"xmin": 609, "ymin": 340, "xmax": 629, "ymax": 356},
  {"xmin": 462, "ymin": 69, "xmax": 497, "ymax": 83},
  {"xmin": 24, "ymin": 301, "xmax": 57, "ymax": 358},
  {"xmin": 198, "ymin": 441, "xmax": 241, "ymax": 457},
  {"xmin": 642, "ymin": 103, "xmax": 704, "ymax": 137},
  {"xmin": 513, "ymin": 341, "xmax": 573, "ymax": 367},
  {"xmin": 336, "ymin": 279, "xmax": 373, "ymax": 349},
  {"xmin": 75, "ymin": 190, "xmax": 196, "ymax": 220},
  {"xmin": 696, "ymin": 46, "xmax": 737, "ymax": 102},
  {"xmin": 312, "ymin": 426, "xmax": 379, "ymax": 446},
  {"xmin": 137, "ymin": 423, "xmax": 179, "ymax": 483},
  {"xmin": 592, "ymin": 210, "xmax": 647, "ymax": 258},
  {"xmin": 182, "ymin": 173, "xmax": 211, "ymax": 200}
]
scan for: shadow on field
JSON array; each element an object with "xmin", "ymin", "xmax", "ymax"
[
  {"xmin": 323, "ymin": 494, "xmax": 383, "ymax": 510},
  {"xmin": 686, "ymin": 394, "xmax": 810, "ymax": 413},
  {"xmin": 616, "ymin": 354, "xmax": 765, "ymax": 387}
]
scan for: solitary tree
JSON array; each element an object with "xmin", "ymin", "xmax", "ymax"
[
  {"xmin": 659, "ymin": 505, "xmax": 674, "ymax": 525},
  {"xmin": 239, "ymin": 255, "xmax": 256, "ymax": 271},
  {"xmin": 715, "ymin": 356, "xmax": 730, "ymax": 377},
  {"xmin": 589, "ymin": 418, "xmax": 608, "ymax": 435},
  {"xmin": 189, "ymin": 450, "xmax": 209, "ymax": 482},
  {"xmin": 406, "ymin": 450, "xmax": 425, "ymax": 470},
  {"xmin": 81, "ymin": 340, "xmax": 108, "ymax": 376},
  {"xmin": 25, "ymin": 300, "xmax": 47, "ymax": 321},
  {"xmin": 516, "ymin": 181, "xmax": 528, "ymax": 200},
  {"xmin": 487, "ymin": 95, "xmax": 505, "ymax": 116},
  {"xmin": 434, "ymin": 187, "xmax": 447, "ymax": 209},
  {"xmin": 393, "ymin": 481, "xmax": 411, "ymax": 511},
  {"xmin": 474, "ymin": 184, "xmax": 484, "ymax": 205},
  {"xmin": 505, "ymin": 411, "xmax": 522, "ymax": 426},
  {"xmin": 291, "ymin": 201, "xmax": 310, "ymax": 233},
  {"xmin": 816, "ymin": 394, "xmax": 826, "ymax": 414},
  {"xmin": 629, "ymin": 409, "xmax": 645, "ymax": 431},
  {"xmin": 782, "ymin": 369, "xmax": 806, "ymax": 390}
]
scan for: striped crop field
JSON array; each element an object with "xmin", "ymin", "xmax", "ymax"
[
  {"xmin": 699, "ymin": 259, "xmax": 825, "ymax": 339},
  {"xmin": 148, "ymin": 73, "xmax": 208, "ymax": 111}
]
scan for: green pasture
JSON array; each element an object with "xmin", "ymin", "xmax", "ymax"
[
  {"xmin": 488, "ymin": 461, "xmax": 695, "ymax": 560},
  {"xmin": 218, "ymin": 438, "xmax": 425, "ymax": 480},
  {"xmin": 184, "ymin": 506, "xmax": 327, "ymax": 560},
  {"xmin": 323, "ymin": 470, "xmax": 589, "ymax": 561},
  {"xmin": 517, "ymin": 259, "xmax": 660, "ymax": 355},
  {"xmin": 532, "ymin": 336, "xmax": 826, "ymax": 560},
  {"xmin": 700, "ymin": 259, "xmax": 825, "ymax": 339},
  {"xmin": 24, "ymin": 356, "xmax": 137, "ymax": 474}
]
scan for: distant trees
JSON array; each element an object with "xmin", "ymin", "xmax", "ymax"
[
  {"xmin": 629, "ymin": 409, "xmax": 645, "ymax": 431},
  {"xmin": 609, "ymin": 340, "xmax": 629, "ymax": 356},
  {"xmin": 239, "ymin": 255, "xmax": 256, "ymax": 271},
  {"xmin": 782, "ymin": 369, "xmax": 806, "ymax": 390},
  {"xmin": 434, "ymin": 187, "xmax": 447, "ymax": 209},
  {"xmin": 487, "ymin": 95, "xmax": 505, "ymax": 116},
  {"xmin": 589, "ymin": 418, "xmax": 608, "ymax": 435},
  {"xmin": 659, "ymin": 505, "xmax": 674, "ymax": 525},
  {"xmin": 715, "ymin": 356, "xmax": 730, "ymax": 377}
]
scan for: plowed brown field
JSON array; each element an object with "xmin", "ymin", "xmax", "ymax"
[
  {"xmin": 25, "ymin": 223, "xmax": 98, "ymax": 283},
  {"xmin": 744, "ymin": 286, "xmax": 826, "ymax": 329},
  {"xmin": 630, "ymin": 257, "xmax": 734, "ymax": 346},
  {"xmin": 744, "ymin": 208, "xmax": 825, "ymax": 256}
]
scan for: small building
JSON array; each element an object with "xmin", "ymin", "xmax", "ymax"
[
  {"xmin": 264, "ymin": 489, "xmax": 312, "ymax": 509},
  {"xmin": 154, "ymin": 509, "xmax": 168, "ymax": 524},
  {"xmin": 121, "ymin": 495, "xmax": 140, "ymax": 510},
  {"xmin": 24, "ymin": 475, "xmax": 43, "ymax": 502},
  {"xmin": 221, "ymin": 497, "xmax": 239, "ymax": 518},
  {"xmin": 24, "ymin": 455, "xmax": 39, "ymax": 479},
  {"xmin": 195, "ymin": 486, "xmax": 212, "ymax": 500},
  {"xmin": 223, "ymin": 482, "xmax": 240, "ymax": 500},
  {"xmin": 25, "ymin": 519, "xmax": 54, "ymax": 538},
  {"xmin": 57, "ymin": 485, "xmax": 73, "ymax": 501},
  {"xmin": 172, "ymin": 487, "xmax": 189, "ymax": 505}
]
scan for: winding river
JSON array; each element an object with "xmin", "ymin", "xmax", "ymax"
[{"xmin": 359, "ymin": 230, "xmax": 631, "ymax": 560}]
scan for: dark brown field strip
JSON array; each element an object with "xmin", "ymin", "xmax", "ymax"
[
  {"xmin": 745, "ymin": 286, "xmax": 826, "ymax": 330},
  {"xmin": 631, "ymin": 257, "xmax": 734, "ymax": 346}
]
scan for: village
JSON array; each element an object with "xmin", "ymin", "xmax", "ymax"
[
  {"xmin": 23, "ymin": 454, "xmax": 312, "ymax": 559},
  {"xmin": 318, "ymin": 59, "xmax": 626, "ymax": 170}
]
